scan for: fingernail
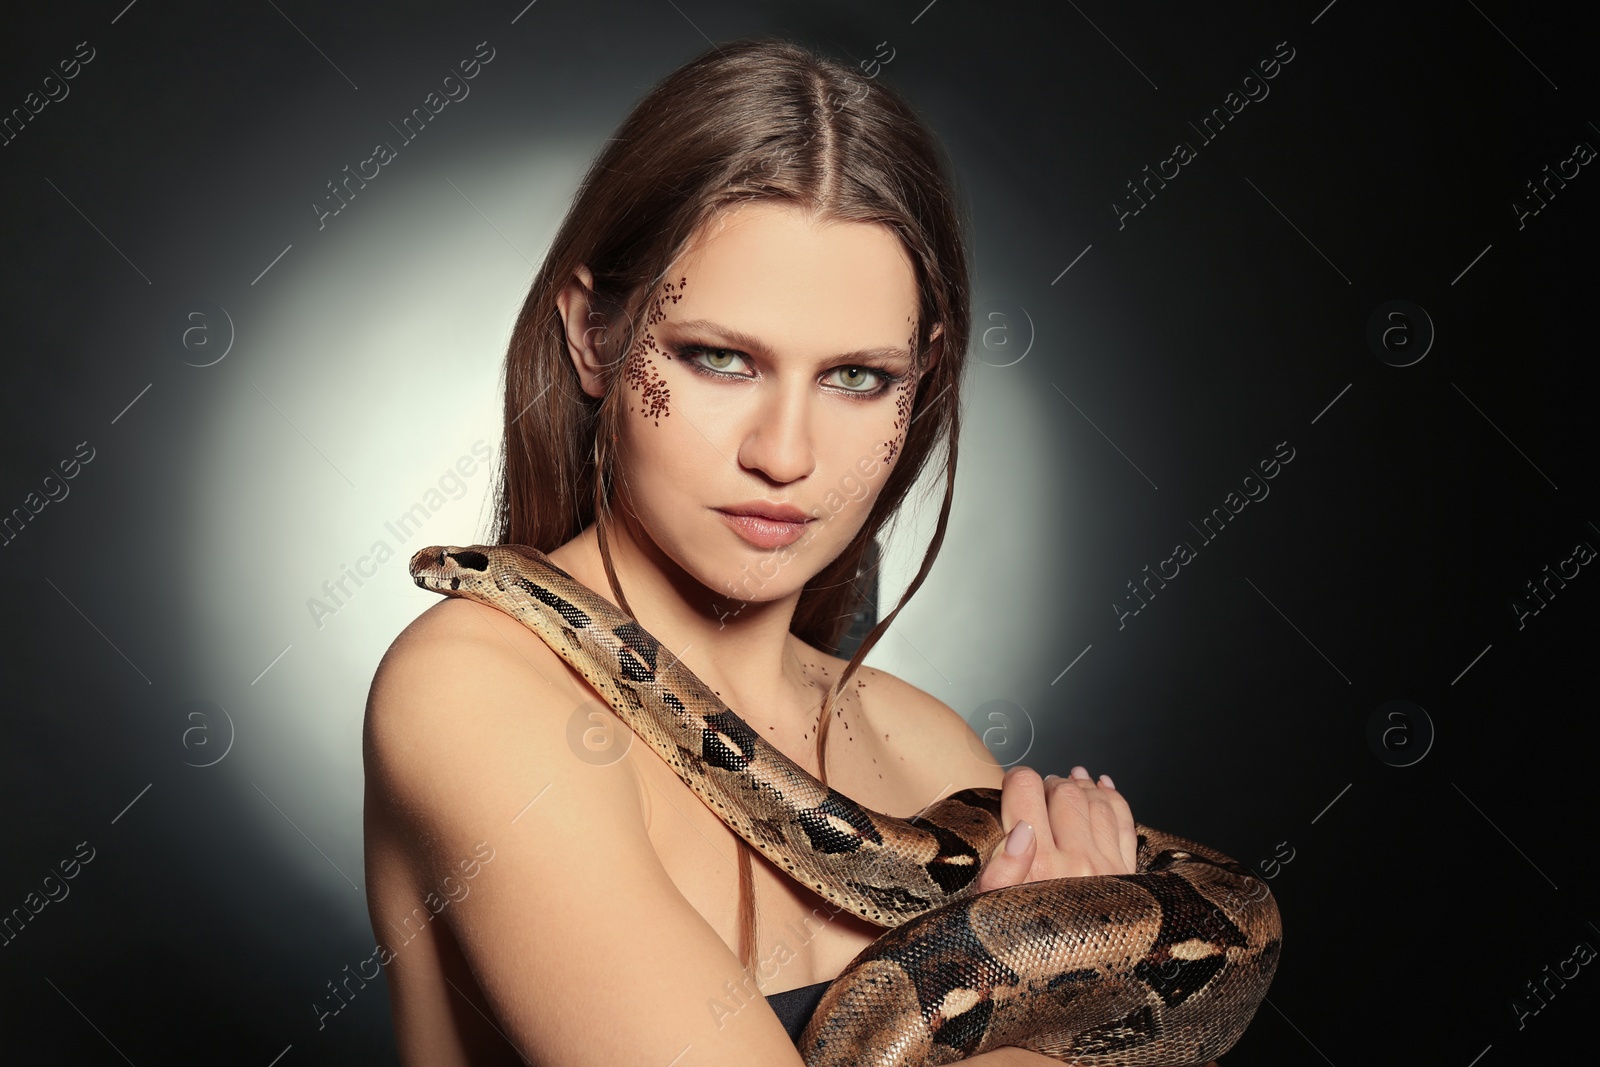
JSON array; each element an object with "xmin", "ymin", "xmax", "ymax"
[
  {"xmin": 1005, "ymin": 820, "xmax": 1034, "ymax": 856},
  {"xmin": 1043, "ymin": 773, "xmax": 1061, "ymax": 784},
  {"xmin": 1070, "ymin": 765, "xmax": 1091, "ymax": 780},
  {"xmin": 1098, "ymin": 773, "xmax": 1116, "ymax": 790}
]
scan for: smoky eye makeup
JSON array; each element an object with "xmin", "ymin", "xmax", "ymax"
[{"xmin": 671, "ymin": 342, "xmax": 906, "ymax": 400}]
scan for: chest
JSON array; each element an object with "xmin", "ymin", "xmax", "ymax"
[{"xmin": 625, "ymin": 707, "xmax": 919, "ymax": 990}]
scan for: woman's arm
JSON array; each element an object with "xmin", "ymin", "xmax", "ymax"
[{"xmin": 364, "ymin": 597, "xmax": 808, "ymax": 1067}]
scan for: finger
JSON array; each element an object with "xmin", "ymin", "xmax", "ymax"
[
  {"xmin": 1099, "ymin": 774, "xmax": 1138, "ymax": 873},
  {"xmin": 1046, "ymin": 775, "xmax": 1125, "ymax": 875},
  {"xmin": 998, "ymin": 765, "xmax": 1050, "ymax": 846},
  {"xmin": 1087, "ymin": 790, "xmax": 1124, "ymax": 869},
  {"xmin": 1067, "ymin": 769, "xmax": 1129, "ymax": 872},
  {"xmin": 1043, "ymin": 774, "xmax": 1096, "ymax": 863},
  {"xmin": 976, "ymin": 818, "xmax": 1036, "ymax": 894},
  {"xmin": 1063, "ymin": 766, "xmax": 1122, "ymax": 865}
]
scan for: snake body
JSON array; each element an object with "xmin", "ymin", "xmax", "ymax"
[{"xmin": 409, "ymin": 543, "xmax": 1281, "ymax": 1065}]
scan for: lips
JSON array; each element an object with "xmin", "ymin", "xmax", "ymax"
[
  {"xmin": 713, "ymin": 502, "xmax": 813, "ymax": 549},
  {"xmin": 716, "ymin": 501, "xmax": 810, "ymax": 523}
]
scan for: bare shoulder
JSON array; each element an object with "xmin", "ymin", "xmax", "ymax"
[
  {"xmin": 370, "ymin": 594, "xmax": 576, "ymax": 706},
  {"xmin": 364, "ymin": 600, "xmax": 808, "ymax": 1064},
  {"xmin": 862, "ymin": 664, "xmax": 1006, "ymax": 794},
  {"xmin": 805, "ymin": 644, "xmax": 1006, "ymax": 802},
  {"xmin": 362, "ymin": 594, "xmax": 639, "ymax": 868},
  {"xmin": 365, "ymin": 595, "xmax": 594, "ymax": 748}
]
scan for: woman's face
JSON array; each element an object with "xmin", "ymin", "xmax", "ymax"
[{"xmin": 607, "ymin": 201, "xmax": 933, "ymax": 605}]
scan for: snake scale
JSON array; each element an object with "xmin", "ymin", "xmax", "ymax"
[{"xmin": 409, "ymin": 543, "xmax": 1282, "ymax": 1065}]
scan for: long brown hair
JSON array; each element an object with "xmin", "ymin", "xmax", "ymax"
[{"xmin": 488, "ymin": 35, "xmax": 972, "ymax": 976}]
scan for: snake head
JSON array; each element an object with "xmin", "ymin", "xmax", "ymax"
[{"xmin": 409, "ymin": 544, "xmax": 495, "ymax": 595}]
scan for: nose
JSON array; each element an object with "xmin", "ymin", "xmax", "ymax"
[{"xmin": 736, "ymin": 378, "xmax": 816, "ymax": 485}]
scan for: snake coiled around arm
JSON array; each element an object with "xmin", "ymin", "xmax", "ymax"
[{"xmin": 409, "ymin": 543, "xmax": 1282, "ymax": 1066}]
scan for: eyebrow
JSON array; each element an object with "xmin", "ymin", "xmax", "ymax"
[{"xmin": 658, "ymin": 317, "xmax": 913, "ymax": 365}]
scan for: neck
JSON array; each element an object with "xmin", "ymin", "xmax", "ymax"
[{"xmin": 547, "ymin": 511, "xmax": 825, "ymax": 732}]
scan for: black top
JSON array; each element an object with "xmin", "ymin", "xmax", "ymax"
[{"xmin": 764, "ymin": 979, "xmax": 832, "ymax": 1045}]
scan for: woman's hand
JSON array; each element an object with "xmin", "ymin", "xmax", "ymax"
[{"xmin": 974, "ymin": 764, "xmax": 1138, "ymax": 894}]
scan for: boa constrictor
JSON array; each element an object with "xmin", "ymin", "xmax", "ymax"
[{"xmin": 409, "ymin": 543, "xmax": 1282, "ymax": 1066}]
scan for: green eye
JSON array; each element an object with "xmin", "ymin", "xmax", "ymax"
[
  {"xmin": 833, "ymin": 367, "xmax": 878, "ymax": 391},
  {"xmin": 682, "ymin": 345, "xmax": 753, "ymax": 377}
]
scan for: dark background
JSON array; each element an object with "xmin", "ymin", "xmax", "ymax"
[{"xmin": 2, "ymin": 0, "xmax": 1595, "ymax": 1063}]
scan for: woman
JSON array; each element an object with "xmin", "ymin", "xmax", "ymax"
[{"xmin": 363, "ymin": 37, "xmax": 1139, "ymax": 1066}]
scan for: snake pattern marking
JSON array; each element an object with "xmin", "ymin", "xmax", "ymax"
[{"xmin": 410, "ymin": 543, "xmax": 1282, "ymax": 1066}]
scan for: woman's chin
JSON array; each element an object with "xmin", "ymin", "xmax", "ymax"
[{"xmin": 693, "ymin": 549, "xmax": 817, "ymax": 607}]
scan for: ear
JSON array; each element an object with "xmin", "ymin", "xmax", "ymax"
[
  {"xmin": 919, "ymin": 322, "xmax": 944, "ymax": 378},
  {"xmin": 556, "ymin": 264, "xmax": 609, "ymax": 399}
]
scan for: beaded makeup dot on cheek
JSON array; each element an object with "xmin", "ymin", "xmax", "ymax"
[
  {"xmin": 883, "ymin": 381, "xmax": 914, "ymax": 466},
  {"xmin": 882, "ymin": 316, "xmax": 919, "ymax": 465},
  {"xmin": 623, "ymin": 276, "xmax": 688, "ymax": 426}
]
